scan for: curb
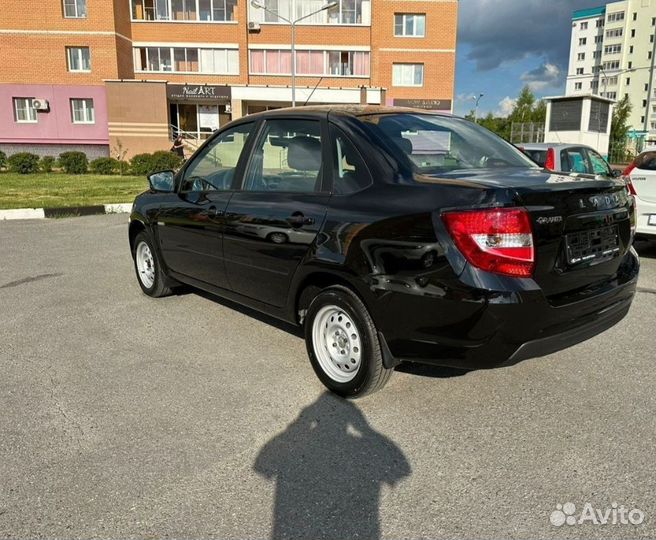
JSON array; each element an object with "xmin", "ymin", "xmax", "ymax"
[{"xmin": 0, "ymin": 203, "xmax": 132, "ymax": 221}]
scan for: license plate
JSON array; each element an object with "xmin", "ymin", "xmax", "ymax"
[
  {"xmin": 649, "ymin": 215, "xmax": 656, "ymax": 226},
  {"xmin": 565, "ymin": 226, "xmax": 620, "ymax": 265}
]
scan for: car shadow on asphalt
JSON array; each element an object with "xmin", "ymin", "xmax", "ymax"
[
  {"xmin": 183, "ymin": 287, "xmax": 471, "ymax": 379},
  {"xmin": 253, "ymin": 392, "xmax": 411, "ymax": 540},
  {"xmin": 634, "ymin": 238, "xmax": 656, "ymax": 259}
]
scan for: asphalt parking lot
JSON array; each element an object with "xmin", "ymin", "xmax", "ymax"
[{"xmin": 1, "ymin": 214, "xmax": 655, "ymax": 539}]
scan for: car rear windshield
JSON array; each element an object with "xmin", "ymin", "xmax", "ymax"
[
  {"xmin": 524, "ymin": 149, "xmax": 547, "ymax": 166},
  {"xmin": 360, "ymin": 113, "xmax": 537, "ymax": 174}
]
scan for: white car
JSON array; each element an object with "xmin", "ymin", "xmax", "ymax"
[{"xmin": 624, "ymin": 147, "xmax": 656, "ymax": 239}]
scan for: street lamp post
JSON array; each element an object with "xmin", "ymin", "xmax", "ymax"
[
  {"xmin": 250, "ymin": 0, "xmax": 338, "ymax": 107},
  {"xmin": 472, "ymin": 93, "xmax": 484, "ymax": 123}
]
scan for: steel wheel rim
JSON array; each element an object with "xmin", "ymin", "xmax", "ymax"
[
  {"xmin": 312, "ymin": 305, "xmax": 362, "ymax": 383},
  {"xmin": 136, "ymin": 241, "xmax": 155, "ymax": 289}
]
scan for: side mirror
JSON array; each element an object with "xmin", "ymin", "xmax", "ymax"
[
  {"xmin": 611, "ymin": 169, "xmax": 623, "ymax": 178},
  {"xmin": 148, "ymin": 170, "xmax": 175, "ymax": 192}
]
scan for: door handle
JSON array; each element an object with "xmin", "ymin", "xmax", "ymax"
[
  {"xmin": 208, "ymin": 205, "xmax": 224, "ymax": 218},
  {"xmin": 288, "ymin": 212, "xmax": 314, "ymax": 228}
]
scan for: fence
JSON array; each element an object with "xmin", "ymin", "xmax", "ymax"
[{"xmin": 509, "ymin": 122, "xmax": 545, "ymax": 144}]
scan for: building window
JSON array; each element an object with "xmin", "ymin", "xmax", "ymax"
[
  {"xmin": 67, "ymin": 47, "xmax": 91, "ymax": 72},
  {"xmin": 631, "ymin": 29, "xmax": 636, "ymax": 37},
  {"xmin": 593, "ymin": 50, "xmax": 601, "ymax": 58},
  {"xmin": 605, "ymin": 28, "xmax": 623, "ymax": 38},
  {"xmin": 595, "ymin": 35, "xmax": 603, "ymax": 43},
  {"xmin": 602, "ymin": 91, "xmax": 617, "ymax": 100},
  {"xmin": 580, "ymin": 21, "xmax": 588, "ymax": 30},
  {"xmin": 392, "ymin": 63, "xmax": 424, "ymax": 87},
  {"xmin": 131, "ymin": 0, "xmax": 237, "ymax": 21},
  {"xmin": 63, "ymin": 0, "xmax": 87, "ymax": 17},
  {"xmin": 577, "ymin": 52, "xmax": 585, "ymax": 61},
  {"xmin": 13, "ymin": 98, "xmax": 37, "ymax": 123},
  {"xmin": 249, "ymin": 49, "xmax": 369, "ymax": 76},
  {"xmin": 71, "ymin": 98, "xmax": 94, "ymax": 124},
  {"xmin": 575, "ymin": 82, "xmax": 582, "ymax": 90},
  {"xmin": 626, "ymin": 77, "xmax": 631, "ymax": 85},
  {"xmin": 591, "ymin": 81, "xmax": 599, "ymax": 90},
  {"xmin": 576, "ymin": 67, "xmax": 584, "ymax": 75},
  {"xmin": 607, "ymin": 11, "xmax": 624, "ymax": 22},
  {"xmin": 596, "ymin": 19, "xmax": 604, "ymax": 28},
  {"xmin": 633, "ymin": 12, "xmax": 637, "ymax": 21},
  {"xmin": 579, "ymin": 37, "xmax": 587, "ymax": 46},
  {"xmin": 606, "ymin": 76, "xmax": 618, "ymax": 86},
  {"xmin": 602, "ymin": 60, "xmax": 620, "ymax": 70},
  {"xmin": 134, "ymin": 46, "xmax": 238, "ymax": 74},
  {"xmin": 630, "ymin": 45, "xmax": 634, "ymax": 53},
  {"xmin": 250, "ymin": 0, "xmax": 370, "ymax": 25},
  {"xmin": 394, "ymin": 14, "xmax": 425, "ymax": 37},
  {"xmin": 604, "ymin": 44, "xmax": 622, "ymax": 54}
]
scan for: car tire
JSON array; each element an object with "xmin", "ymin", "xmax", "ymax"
[
  {"xmin": 267, "ymin": 232, "xmax": 288, "ymax": 244},
  {"xmin": 132, "ymin": 231, "xmax": 172, "ymax": 298},
  {"xmin": 305, "ymin": 286, "xmax": 393, "ymax": 398}
]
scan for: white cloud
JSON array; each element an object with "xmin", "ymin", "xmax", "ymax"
[
  {"xmin": 520, "ymin": 62, "xmax": 562, "ymax": 91},
  {"xmin": 496, "ymin": 96, "xmax": 516, "ymax": 116}
]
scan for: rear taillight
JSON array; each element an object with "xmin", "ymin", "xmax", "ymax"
[
  {"xmin": 622, "ymin": 162, "xmax": 637, "ymax": 195},
  {"xmin": 442, "ymin": 208, "xmax": 535, "ymax": 278},
  {"xmin": 544, "ymin": 148, "xmax": 556, "ymax": 171}
]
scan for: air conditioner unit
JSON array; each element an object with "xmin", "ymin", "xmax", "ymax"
[
  {"xmin": 32, "ymin": 98, "xmax": 50, "ymax": 111},
  {"xmin": 248, "ymin": 21, "xmax": 261, "ymax": 31}
]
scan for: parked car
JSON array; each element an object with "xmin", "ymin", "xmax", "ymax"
[
  {"xmin": 520, "ymin": 143, "xmax": 621, "ymax": 178},
  {"xmin": 129, "ymin": 107, "xmax": 639, "ymax": 397},
  {"xmin": 623, "ymin": 146, "xmax": 656, "ymax": 239}
]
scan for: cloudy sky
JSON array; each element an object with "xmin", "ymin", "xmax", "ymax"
[{"xmin": 454, "ymin": 0, "xmax": 604, "ymax": 116}]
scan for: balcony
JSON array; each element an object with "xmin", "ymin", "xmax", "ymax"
[{"xmin": 248, "ymin": 0, "xmax": 371, "ymax": 26}]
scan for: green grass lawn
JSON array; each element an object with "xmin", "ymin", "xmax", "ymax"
[{"xmin": 0, "ymin": 173, "xmax": 149, "ymax": 209}]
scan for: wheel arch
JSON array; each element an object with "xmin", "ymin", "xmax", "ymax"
[{"xmin": 128, "ymin": 219, "xmax": 147, "ymax": 251}]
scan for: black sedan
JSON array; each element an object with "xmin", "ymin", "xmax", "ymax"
[{"xmin": 129, "ymin": 106, "xmax": 639, "ymax": 397}]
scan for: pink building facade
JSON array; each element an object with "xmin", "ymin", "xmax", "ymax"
[{"xmin": 0, "ymin": 84, "xmax": 109, "ymax": 158}]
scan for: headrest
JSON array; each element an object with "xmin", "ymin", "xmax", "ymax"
[
  {"xmin": 392, "ymin": 137, "xmax": 413, "ymax": 155},
  {"xmin": 287, "ymin": 136, "xmax": 321, "ymax": 171}
]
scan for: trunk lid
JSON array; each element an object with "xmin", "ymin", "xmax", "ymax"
[{"xmin": 424, "ymin": 168, "xmax": 633, "ymax": 301}]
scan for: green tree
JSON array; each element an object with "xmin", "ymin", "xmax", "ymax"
[
  {"xmin": 609, "ymin": 96, "xmax": 633, "ymax": 163},
  {"xmin": 509, "ymin": 86, "xmax": 536, "ymax": 124}
]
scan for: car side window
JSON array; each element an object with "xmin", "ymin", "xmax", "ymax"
[
  {"xmin": 181, "ymin": 123, "xmax": 253, "ymax": 193},
  {"xmin": 243, "ymin": 119, "xmax": 322, "ymax": 193},
  {"xmin": 561, "ymin": 148, "xmax": 590, "ymax": 174},
  {"xmin": 586, "ymin": 148, "xmax": 612, "ymax": 176},
  {"xmin": 331, "ymin": 126, "xmax": 373, "ymax": 195}
]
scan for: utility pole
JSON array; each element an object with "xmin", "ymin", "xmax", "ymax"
[{"xmin": 473, "ymin": 93, "xmax": 484, "ymax": 123}]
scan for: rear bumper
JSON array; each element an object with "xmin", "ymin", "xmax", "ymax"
[{"xmin": 377, "ymin": 248, "xmax": 639, "ymax": 370}]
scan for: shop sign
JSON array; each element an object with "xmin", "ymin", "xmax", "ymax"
[{"xmin": 167, "ymin": 84, "xmax": 231, "ymax": 103}]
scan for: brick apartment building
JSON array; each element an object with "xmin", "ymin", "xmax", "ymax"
[{"xmin": 0, "ymin": 0, "xmax": 457, "ymax": 157}]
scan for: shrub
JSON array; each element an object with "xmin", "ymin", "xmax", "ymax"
[
  {"xmin": 129, "ymin": 153, "xmax": 155, "ymax": 176},
  {"xmin": 58, "ymin": 151, "xmax": 88, "ymax": 174},
  {"xmin": 0, "ymin": 150, "xmax": 6, "ymax": 170},
  {"xmin": 40, "ymin": 156, "xmax": 56, "ymax": 173},
  {"xmin": 90, "ymin": 157, "xmax": 120, "ymax": 175},
  {"xmin": 151, "ymin": 150, "xmax": 183, "ymax": 173},
  {"xmin": 7, "ymin": 152, "xmax": 40, "ymax": 174}
]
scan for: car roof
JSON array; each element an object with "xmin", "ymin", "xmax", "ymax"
[
  {"xmin": 239, "ymin": 104, "xmax": 453, "ymax": 121},
  {"xmin": 522, "ymin": 143, "xmax": 591, "ymax": 150}
]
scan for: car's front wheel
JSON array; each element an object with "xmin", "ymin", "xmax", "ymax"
[
  {"xmin": 132, "ymin": 231, "xmax": 172, "ymax": 298},
  {"xmin": 305, "ymin": 286, "xmax": 393, "ymax": 398}
]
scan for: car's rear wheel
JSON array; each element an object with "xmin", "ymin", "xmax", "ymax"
[
  {"xmin": 305, "ymin": 286, "xmax": 393, "ymax": 398},
  {"xmin": 132, "ymin": 231, "xmax": 172, "ymax": 298}
]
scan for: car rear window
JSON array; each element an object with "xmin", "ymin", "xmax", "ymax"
[
  {"xmin": 524, "ymin": 149, "xmax": 547, "ymax": 166},
  {"xmin": 635, "ymin": 151, "xmax": 656, "ymax": 171},
  {"xmin": 359, "ymin": 113, "xmax": 537, "ymax": 175}
]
